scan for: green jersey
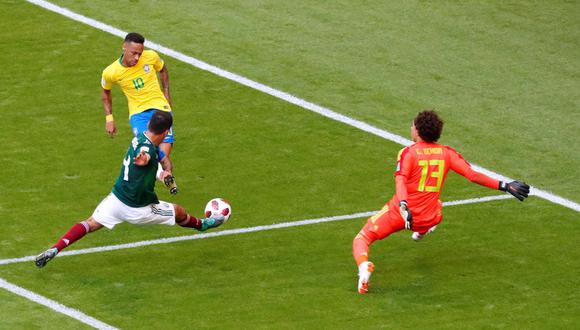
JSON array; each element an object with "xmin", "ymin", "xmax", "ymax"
[{"xmin": 112, "ymin": 133, "xmax": 160, "ymax": 207}]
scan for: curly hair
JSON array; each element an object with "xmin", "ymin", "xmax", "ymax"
[{"xmin": 414, "ymin": 110, "xmax": 444, "ymax": 143}]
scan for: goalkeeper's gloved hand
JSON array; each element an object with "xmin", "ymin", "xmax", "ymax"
[
  {"xmin": 399, "ymin": 200, "xmax": 413, "ymax": 230},
  {"xmin": 499, "ymin": 181, "xmax": 530, "ymax": 201},
  {"xmin": 164, "ymin": 175, "xmax": 179, "ymax": 195}
]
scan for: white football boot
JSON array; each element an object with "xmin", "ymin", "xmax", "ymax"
[
  {"xmin": 357, "ymin": 261, "xmax": 375, "ymax": 294},
  {"xmin": 412, "ymin": 225, "xmax": 438, "ymax": 242}
]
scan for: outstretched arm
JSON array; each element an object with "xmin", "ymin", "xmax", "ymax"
[
  {"xmin": 101, "ymin": 88, "xmax": 116, "ymax": 138},
  {"xmin": 453, "ymin": 161, "xmax": 499, "ymax": 190},
  {"xmin": 159, "ymin": 65, "xmax": 172, "ymax": 108},
  {"xmin": 449, "ymin": 149, "xmax": 530, "ymax": 201}
]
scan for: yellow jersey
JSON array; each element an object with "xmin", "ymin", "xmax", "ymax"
[{"xmin": 101, "ymin": 50, "xmax": 171, "ymax": 117}]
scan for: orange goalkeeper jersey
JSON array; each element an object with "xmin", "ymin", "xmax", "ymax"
[{"xmin": 388, "ymin": 141, "xmax": 499, "ymax": 226}]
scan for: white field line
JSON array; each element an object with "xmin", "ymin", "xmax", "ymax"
[
  {"xmin": 0, "ymin": 278, "xmax": 119, "ymax": 330},
  {"xmin": 26, "ymin": 0, "xmax": 580, "ymax": 213},
  {"xmin": 0, "ymin": 195, "xmax": 511, "ymax": 267}
]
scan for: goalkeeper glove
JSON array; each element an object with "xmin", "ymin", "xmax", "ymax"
[
  {"xmin": 499, "ymin": 181, "xmax": 530, "ymax": 201},
  {"xmin": 399, "ymin": 200, "xmax": 413, "ymax": 230}
]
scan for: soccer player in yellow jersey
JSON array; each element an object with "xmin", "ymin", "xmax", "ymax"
[{"xmin": 101, "ymin": 32, "xmax": 177, "ymax": 192}]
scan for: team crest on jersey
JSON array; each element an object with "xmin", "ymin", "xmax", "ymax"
[{"xmin": 143, "ymin": 64, "xmax": 150, "ymax": 73}]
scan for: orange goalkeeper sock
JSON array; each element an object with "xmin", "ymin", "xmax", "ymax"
[{"xmin": 353, "ymin": 234, "xmax": 371, "ymax": 266}]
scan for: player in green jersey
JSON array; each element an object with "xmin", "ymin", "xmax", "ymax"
[{"xmin": 35, "ymin": 111, "xmax": 225, "ymax": 268}]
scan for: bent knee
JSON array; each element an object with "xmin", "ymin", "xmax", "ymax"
[
  {"xmin": 354, "ymin": 231, "xmax": 374, "ymax": 245},
  {"xmin": 85, "ymin": 218, "xmax": 104, "ymax": 232}
]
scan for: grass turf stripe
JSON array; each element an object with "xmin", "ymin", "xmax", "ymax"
[
  {"xmin": 0, "ymin": 194, "xmax": 513, "ymax": 267},
  {"xmin": 0, "ymin": 278, "xmax": 119, "ymax": 330},
  {"xmin": 25, "ymin": 0, "xmax": 580, "ymax": 213}
]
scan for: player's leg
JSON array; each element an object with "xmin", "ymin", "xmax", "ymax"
[
  {"xmin": 35, "ymin": 193, "xmax": 126, "ymax": 268},
  {"xmin": 411, "ymin": 212, "xmax": 443, "ymax": 242},
  {"xmin": 129, "ymin": 110, "xmax": 153, "ymax": 137},
  {"xmin": 35, "ymin": 218, "xmax": 103, "ymax": 268},
  {"xmin": 125, "ymin": 201, "xmax": 223, "ymax": 232},
  {"xmin": 411, "ymin": 224, "xmax": 438, "ymax": 241},
  {"xmin": 353, "ymin": 205, "xmax": 405, "ymax": 294},
  {"xmin": 353, "ymin": 205, "xmax": 405, "ymax": 266},
  {"xmin": 52, "ymin": 218, "xmax": 103, "ymax": 251},
  {"xmin": 173, "ymin": 203, "xmax": 224, "ymax": 232},
  {"xmin": 353, "ymin": 231, "xmax": 376, "ymax": 295}
]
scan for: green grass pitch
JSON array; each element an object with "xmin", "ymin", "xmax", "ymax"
[{"xmin": 0, "ymin": 0, "xmax": 579, "ymax": 328}]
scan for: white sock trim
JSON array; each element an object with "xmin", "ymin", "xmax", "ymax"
[{"xmin": 80, "ymin": 221, "xmax": 90, "ymax": 234}]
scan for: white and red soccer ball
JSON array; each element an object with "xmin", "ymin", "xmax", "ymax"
[{"xmin": 204, "ymin": 198, "xmax": 232, "ymax": 222}]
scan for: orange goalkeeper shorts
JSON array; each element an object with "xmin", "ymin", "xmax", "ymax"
[{"xmin": 358, "ymin": 204, "xmax": 442, "ymax": 242}]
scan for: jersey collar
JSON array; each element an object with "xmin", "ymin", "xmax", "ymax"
[
  {"xmin": 118, "ymin": 54, "xmax": 128, "ymax": 67},
  {"xmin": 143, "ymin": 131, "xmax": 154, "ymax": 145}
]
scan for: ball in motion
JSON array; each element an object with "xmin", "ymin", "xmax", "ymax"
[{"xmin": 204, "ymin": 198, "xmax": 232, "ymax": 222}]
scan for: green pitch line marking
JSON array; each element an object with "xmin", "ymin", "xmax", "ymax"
[{"xmin": 25, "ymin": 0, "xmax": 580, "ymax": 213}]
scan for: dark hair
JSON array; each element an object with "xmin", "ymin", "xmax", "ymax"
[
  {"xmin": 414, "ymin": 110, "xmax": 444, "ymax": 142},
  {"xmin": 148, "ymin": 111, "xmax": 173, "ymax": 134},
  {"xmin": 124, "ymin": 32, "xmax": 145, "ymax": 44}
]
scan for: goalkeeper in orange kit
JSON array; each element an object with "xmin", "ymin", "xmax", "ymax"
[{"xmin": 352, "ymin": 110, "xmax": 530, "ymax": 294}]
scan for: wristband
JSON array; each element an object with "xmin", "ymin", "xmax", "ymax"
[
  {"xmin": 105, "ymin": 114, "xmax": 114, "ymax": 122},
  {"xmin": 498, "ymin": 181, "xmax": 507, "ymax": 191}
]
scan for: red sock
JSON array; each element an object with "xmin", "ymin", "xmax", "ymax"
[
  {"xmin": 177, "ymin": 214, "xmax": 201, "ymax": 229},
  {"xmin": 353, "ymin": 233, "xmax": 371, "ymax": 266},
  {"xmin": 52, "ymin": 221, "xmax": 89, "ymax": 252}
]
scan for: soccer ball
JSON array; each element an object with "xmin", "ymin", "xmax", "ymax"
[{"xmin": 204, "ymin": 198, "xmax": 232, "ymax": 222}]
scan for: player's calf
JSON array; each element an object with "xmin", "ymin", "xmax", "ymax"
[{"xmin": 177, "ymin": 213, "xmax": 225, "ymax": 232}]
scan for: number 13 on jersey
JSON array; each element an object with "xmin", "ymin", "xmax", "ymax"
[{"xmin": 418, "ymin": 159, "xmax": 445, "ymax": 192}]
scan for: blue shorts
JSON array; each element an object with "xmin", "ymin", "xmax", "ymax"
[{"xmin": 130, "ymin": 109, "xmax": 174, "ymax": 144}]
